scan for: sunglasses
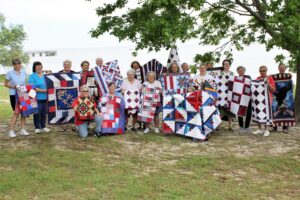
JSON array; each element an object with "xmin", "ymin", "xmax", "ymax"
[
  {"xmin": 14, "ymin": 62, "xmax": 21, "ymax": 65},
  {"xmin": 82, "ymin": 90, "xmax": 89, "ymax": 92},
  {"xmin": 260, "ymin": 70, "xmax": 266, "ymax": 72}
]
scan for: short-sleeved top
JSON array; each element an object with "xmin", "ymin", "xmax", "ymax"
[
  {"xmin": 256, "ymin": 76, "xmax": 275, "ymax": 103},
  {"xmin": 193, "ymin": 73, "xmax": 214, "ymax": 84},
  {"xmin": 5, "ymin": 70, "xmax": 27, "ymax": 95},
  {"xmin": 121, "ymin": 78, "xmax": 142, "ymax": 91},
  {"xmin": 220, "ymin": 71, "xmax": 234, "ymax": 76},
  {"xmin": 143, "ymin": 80, "xmax": 162, "ymax": 89},
  {"xmin": 72, "ymin": 96, "xmax": 97, "ymax": 126},
  {"xmin": 28, "ymin": 73, "xmax": 47, "ymax": 100}
]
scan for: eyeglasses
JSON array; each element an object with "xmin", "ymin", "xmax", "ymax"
[
  {"xmin": 82, "ymin": 90, "xmax": 89, "ymax": 92},
  {"xmin": 14, "ymin": 62, "xmax": 21, "ymax": 65},
  {"xmin": 260, "ymin": 70, "xmax": 266, "ymax": 72}
]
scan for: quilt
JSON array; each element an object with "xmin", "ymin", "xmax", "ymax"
[
  {"xmin": 192, "ymin": 80, "xmax": 218, "ymax": 99},
  {"xmin": 100, "ymin": 95, "xmax": 125, "ymax": 134},
  {"xmin": 272, "ymin": 73, "xmax": 296, "ymax": 127},
  {"xmin": 215, "ymin": 73, "xmax": 233, "ymax": 108},
  {"xmin": 137, "ymin": 85, "xmax": 161, "ymax": 123},
  {"xmin": 166, "ymin": 47, "xmax": 180, "ymax": 69},
  {"xmin": 251, "ymin": 79, "xmax": 273, "ymax": 125},
  {"xmin": 124, "ymin": 90, "xmax": 140, "ymax": 114},
  {"xmin": 228, "ymin": 76, "xmax": 251, "ymax": 117},
  {"xmin": 77, "ymin": 96, "xmax": 95, "ymax": 121},
  {"xmin": 16, "ymin": 85, "xmax": 38, "ymax": 116},
  {"xmin": 135, "ymin": 59, "xmax": 167, "ymax": 83},
  {"xmin": 162, "ymin": 91, "xmax": 221, "ymax": 140},
  {"xmin": 160, "ymin": 73, "xmax": 190, "ymax": 95},
  {"xmin": 81, "ymin": 71, "xmax": 100, "ymax": 102},
  {"xmin": 46, "ymin": 73, "xmax": 81, "ymax": 124},
  {"xmin": 206, "ymin": 67, "xmax": 224, "ymax": 79}
]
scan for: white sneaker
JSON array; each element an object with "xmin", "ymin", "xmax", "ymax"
[
  {"xmin": 20, "ymin": 129, "xmax": 30, "ymax": 136},
  {"xmin": 42, "ymin": 127, "xmax": 50, "ymax": 132},
  {"xmin": 154, "ymin": 128, "xmax": 159, "ymax": 134},
  {"xmin": 35, "ymin": 129, "xmax": 41, "ymax": 134},
  {"xmin": 263, "ymin": 130, "xmax": 270, "ymax": 137},
  {"xmin": 252, "ymin": 129, "xmax": 263, "ymax": 135},
  {"xmin": 144, "ymin": 128, "xmax": 150, "ymax": 134},
  {"xmin": 8, "ymin": 130, "xmax": 16, "ymax": 138}
]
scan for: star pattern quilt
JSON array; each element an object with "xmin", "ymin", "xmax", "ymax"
[
  {"xmin": 81, "ymin": 71, "xmax": 100, "ymax": 102},
  {"xmin": 160, "ymin": 73, "xmax": 190, "ymax": 95},
  {"xmin": 135, "ymin": 59, "xmax": 167, "ymax": 83},
  {"xmin": 206, "ymin": 67, "xmax": 224, "ymax": 79},
  {"xmin": 100, "ymin": 95, "xmax": 125, "ymax": 134},
  {"xmin": 77, "ymin": 97, "xmax": 95, "ymax": 121},
  {"xmin": 137, "ymin": 85, "xmax": 161, "ymax": 123},
  {"xmin": 272, "ymin": 73, "xmax": 296, "ymax": 127},
  {"xmin": 251, "ymin": 79, "xmax": 273, "ymax": 125},
  {"xmin": 16, "ymin": 85, "xmax": 38, "ymax": 117},
  {"xmin": 162, "ymin": 91, "xmax": 221, "ymax": 140},
  {"xmin": 46, "ymin": 73, "xmax": 80, "ymax": 124},
  {"xmin": 124, "ymin": 90, "xmax": 140, "ymax": 114},
  {"xmin": 228, "ymin": 76, "xmax": 251, "ymax": 117}
]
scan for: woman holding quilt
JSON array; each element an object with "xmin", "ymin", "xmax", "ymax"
[
  {"xmin": 252, "ymin": 65, "xmax": 276, "ymax": 137},
  {"xmin": 121, "ymin": 69, "xmax": 142, "ymax": 132}
]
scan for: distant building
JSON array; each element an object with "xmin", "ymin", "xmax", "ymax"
[{"xmin": 25, "ymin": 50, "xmax": 57, "ymax": 57}]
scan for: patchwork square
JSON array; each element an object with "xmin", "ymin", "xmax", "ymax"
[{"xmin": 16, "ymin": 85, "xmax": 38, "ymax": 116}]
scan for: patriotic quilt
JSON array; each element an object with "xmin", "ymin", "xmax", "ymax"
[
  {"xmin": 135, "ymin": 59, "xmax": 167, "ymax": 83},
  {"xmin": 93, "ymin": 60, "xmax": 123, "ymax": 96},
  {"xmin": 228, "ymin": 76, "xmax": 251, "ymax": 117},
  {"xmin": 160, "ymin": 73, "xmax": 190, "ymax": 95},
  {"xmin": 162, "ymin": 91, "xmax": 221, "ymax": 140},
  {"xmin": 207, "ymin": 67, "xmax": 224, "ymax": 79},
  {"xmin": 100, "ymin": 95, "xmax": 125, "ymax": 134},
  {"xmin": 81, "ymin": 71, "xmax": 100, "ymax": 102},
  {"xmin": 77, "ymin": 97, "xmax": 95, "ymax": 121},
  {"xmin": 45, "ymin": 73, "xmax": 80, "ymax": 124},
  {"xmin": 251, "ymin": 79, "xmax": 273, "ymax": 125},
  {"xmin": 137, "ymin": 86, "xmax": 161, "ymax": 123},
  {"xmin": 16, "ymin": 85, "xmax": 38, "ymax": 116},
  {"xmin": 215, "ymin": 73, "xmax": 233, "ymax": 108},
  {"xmin": 124, "ymin": 90, "xmax": 140, "ymax": 114},
  {"xmin": 272, "ymin": 73, "xmax": 296, "ymax": 127}
]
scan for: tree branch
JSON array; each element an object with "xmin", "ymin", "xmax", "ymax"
[{"xmin": 205, "ymin": 1, "xmax": 251, "ymax": 16}]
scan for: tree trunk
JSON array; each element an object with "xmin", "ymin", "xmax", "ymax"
[{"xmin": 295, "ymin": 53, "xmax": 300, "ymax": 123}]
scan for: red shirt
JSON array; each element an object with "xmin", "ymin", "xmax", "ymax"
[{"xmin": 72, "ymin": 96, "xmax": 96, "ymax": 125}]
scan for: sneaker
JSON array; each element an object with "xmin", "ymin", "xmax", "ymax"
[
  {"xmin": 34, "ymin": 129, "xmax": 41, "ymax": 134},
  {"xmin": 8, "ymin": 130, "xmax": 17, "ymax": 138},
  {"xmin": 263, "ymin": 130, "xmax": 270, "ymax": 137},
  {"xmin": 94, "ymin": 132, "xmax": 101, "ymax": 138},
  {"xmin": 237, "ymin": 127, "xmax": 244, "ymax": 134},
  {"xmin": 154, "ymin": 128, "xmax": 159, "ymax": 134},
  {"xmin": 42, "ymin": 127, "xmax": 50, "ymax": 133},
  {"xmin": 244, "ymin": 128, "xmax": 252, "ymax": 134},
  {"xmin": 252, "ymin": 129, "xmax": 263, "ymax": 135},
  {"xmin": 20, "ymin": 129, "xmax": 30, "ymax": 136},
  {"xmin": 144, "ymin": 128, "xmax": 150, "ymax": 134}
]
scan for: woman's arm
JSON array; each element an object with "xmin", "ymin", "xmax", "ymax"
[{"xmin": 4, "ymin": 79, "xmax": 15, "ymax": 89}]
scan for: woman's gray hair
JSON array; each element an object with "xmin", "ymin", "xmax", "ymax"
[
  {"xmin": 199, "ymin": 63, "xmax": 206, "ymax": 69},
  {"xmin": 259, "ymin": 65, "xmax": 268, "ymax": 71},
  {"xmin": 237, "ymin": 66, "xmax": 246, "ymax": 72},
  {"xmin": 80, "ymin": 85, "xmax": 89, "ymax": 91},
  {"xmin": 63, "ymin": 60, "xmax": 72, "ymax": 66},
  {"xmin": 127, "ymin": 69, "xmax": 136, "ymax": 76},
  {"xmin": 146, "ymin": 71, "xmax": 156, "ymax": 80}
]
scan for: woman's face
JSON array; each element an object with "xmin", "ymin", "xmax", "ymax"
[
  {"xmin": 81, "ymin": 63, "xmax": 89, "ymax": 72},
  {"xmin": 171, "ymin": 64, "xmax": 178, "ymax": 73},
  {"xmin": 237, "ymin": 68, "xmax": 245, "ymax": 76},
  {"xmin": 199, "ymin": 66, "xmax": 206, "ymax": 74},
  {"xmin": 148, "ymin": 74, "xmax": 155, "ymax": 82},
  {"xmin": 63, "ymin": 62, "xmax": 71, "ymax": 72},
  {"xmin": 127, "ymin": 73, "xmax": 135, "ymax": 81},
  {"xmin": 81, "ymin": 88, "xmax": 90, "ymax": 97},
  {"xmin": 13, "ymin": 62, "xmax": 22, "ymax": 71},
  {"xmin": 132, "ymin": 63, "xmax": 140, "ymax": 70},
  {"xmin": 279, "ymin": 65, "xmax": 286, "ymax": 73},
  {"xmin": 35, "ymin": 64, "xmax": 43, "ymax": 73},
  {"xmin": 108, "ymin": 84, "xmax": 116, "ymax": 94},
  {"xmin": 259, "ymin": 67, "xmax": 267, "ymax": 77},
  {"xmin": 223, "ymin": 61, "xmax": 231, "ymax": 71},
  {"xmin": 181, "ymin": 64, "xmax": 189, "ymax": 72}
]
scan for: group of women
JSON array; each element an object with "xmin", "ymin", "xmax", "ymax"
[{"xmin": 4, "ymin": 57, "xmax": 292, "ymax": 139}]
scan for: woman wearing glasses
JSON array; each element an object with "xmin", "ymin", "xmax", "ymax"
[
  {"xmin": 4, "ymin": 58, "xmax": 30, "ymax": 138},
  {"xmin": 252, "ymin": 65, "xmax": 276, "ymax": 137},
  {"xmin": 72, "ymin": 85, "xmax": 102, "ymax": 138}
]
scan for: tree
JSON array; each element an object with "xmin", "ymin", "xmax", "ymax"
[
  {"xmin": 90, "ymin": 0, "xmax": 300, "ymax": 120},
  {"xmin": 0, "ymin": 13, "xmax": 29, "ymax": 67}
]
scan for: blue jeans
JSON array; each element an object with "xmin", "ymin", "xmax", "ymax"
[
  {"xmin": 78, "ymin": 115, "xmax": 103, "ymax": 138},
  {"xmin": 33, "ymin": 100, "xmax": 47, "ymax": 129}
]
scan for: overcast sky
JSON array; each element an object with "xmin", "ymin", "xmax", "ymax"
[{"xmin": 0, "ymin": 0, "xmax": 293, "ymax": 77}]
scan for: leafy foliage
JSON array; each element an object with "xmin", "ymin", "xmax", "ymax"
[{"xmin": 0, "ymin": 13, "xmax": 29, "ymax": 67}]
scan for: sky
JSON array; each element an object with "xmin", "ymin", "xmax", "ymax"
[{"xmin": 0, "ymin": 0, "xmax": 293, "ymax": 77}]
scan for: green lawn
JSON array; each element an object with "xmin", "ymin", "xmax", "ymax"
[{"xmin": 0, "ymin": 74, "xmax": 299, "ymax": 199}]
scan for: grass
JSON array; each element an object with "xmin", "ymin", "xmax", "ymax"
[{"xmin": 0, "ymin": 74, "xmax": 299, "ymax": 199}]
